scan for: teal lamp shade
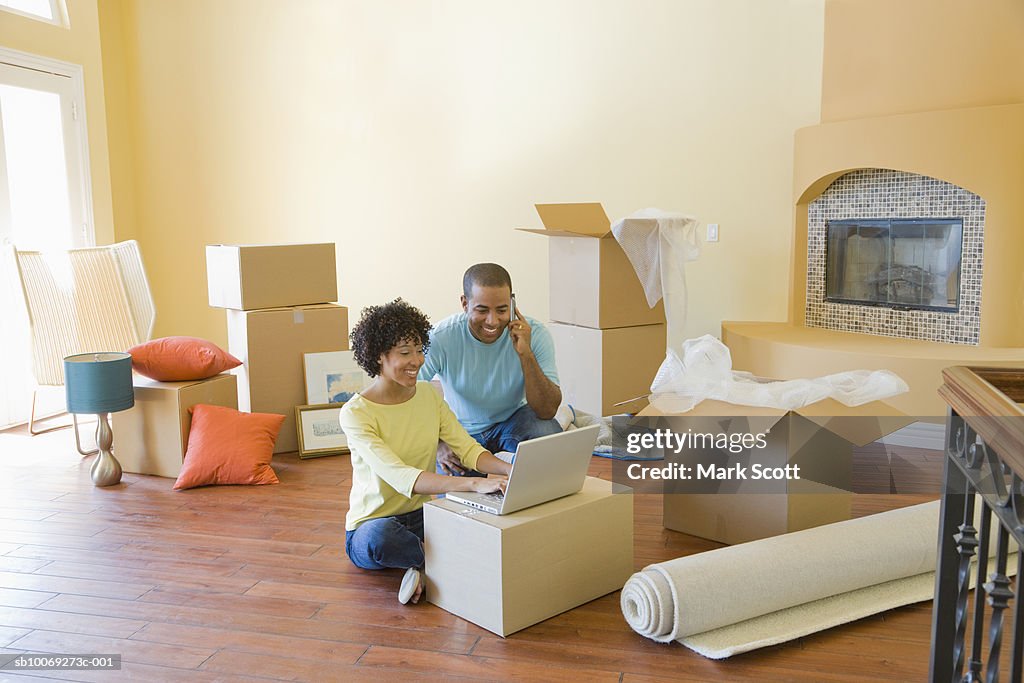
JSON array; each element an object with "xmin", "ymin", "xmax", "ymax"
[{"xmin": 64, "ymin": 352, "xmax": 135, "ymax": 414}]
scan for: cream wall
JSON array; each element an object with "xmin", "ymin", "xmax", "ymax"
[
  {"xmin": 102, "ymin": 0, "xmax": 824, "ymax": 347},
  {"xmin": 0, "ymin": 0, "xmax": 115, "ymax": 244}
]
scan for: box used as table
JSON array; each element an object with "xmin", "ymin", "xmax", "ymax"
[
  {"xmin": 424, "ymin": 476, "xmax": 633, "ymax": 637},
  {"xmin": 112, "ymin": 373, "xmax": 238, "ymax": 478}
]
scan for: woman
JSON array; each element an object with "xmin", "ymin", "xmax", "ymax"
[{"xmin": 340, "ymin": 298, "xmax": 510, "ymax": 604}]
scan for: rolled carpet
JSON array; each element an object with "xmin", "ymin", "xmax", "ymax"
[{"xmin": 621, "ymin": 499, "xmax": 1010, "ymax": 659}]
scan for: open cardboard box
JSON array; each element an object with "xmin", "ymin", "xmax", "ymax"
[
  {"xmin": 639, "ymin": 398, "xmax": 915, "ymax": 544},
  {"xmin": 517, "ymin": 203, "xmax": 665, "ymax": 329}
]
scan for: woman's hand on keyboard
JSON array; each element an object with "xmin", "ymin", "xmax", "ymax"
[{"xmin": 470, "ymin": 476, "xmax": 508, "ymax": 495}]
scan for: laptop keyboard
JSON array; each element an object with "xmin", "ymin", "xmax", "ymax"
[{"xmin": 480, "ymin": 491, "xmax": 505, "ymax": 503}]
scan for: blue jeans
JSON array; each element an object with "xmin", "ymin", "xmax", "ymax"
[
  {"xmin": 441, "ymin": 404, "xmax": 562, "ymax": 477},
  {"xmin": 345, "ymin": 509, "xmax": 424, "ymax": 570}
]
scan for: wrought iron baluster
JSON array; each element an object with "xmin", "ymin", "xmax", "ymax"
[
  {"xmin": 984, "ymin": 524, "xmax": 1013, "ymax": 683},
  {"xmin": 969, "ymin": 502, "xmax": 994, "ymax": 682},
  {"xmin": 1010, "ymin": 551, "xmax": 1024, "ymax": 683}
]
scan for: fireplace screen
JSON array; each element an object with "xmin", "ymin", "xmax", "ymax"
[{"xmin": 825, "ymin": 218, "xmax": 963, "ymax": 312}]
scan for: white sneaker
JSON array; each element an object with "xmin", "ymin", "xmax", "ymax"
[{"xmin": 398, "ymin": 567, "xmax": 422, "ymax": 604}]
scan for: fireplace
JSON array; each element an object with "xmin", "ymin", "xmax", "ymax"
[
  {"xmin": 805, "ymin": 168, "xmax": 985, "ymax": 346},
  {"xmin": 824, "ymin": 217, "xmax": 963, "ymax": 313}
]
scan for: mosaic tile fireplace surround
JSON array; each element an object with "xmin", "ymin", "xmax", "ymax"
[{"xmin": 805, "ymin": 169, "xmax": 985, "ymax": 345}]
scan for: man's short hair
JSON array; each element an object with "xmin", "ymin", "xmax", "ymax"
[{"xmin": 463, "ymin": 263, "xmax": 513, "ymax": 299}]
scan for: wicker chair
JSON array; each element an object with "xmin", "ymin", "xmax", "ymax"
[{"xmin": 12, "ymin": 240, "xmax": 155, "ymax": 452}]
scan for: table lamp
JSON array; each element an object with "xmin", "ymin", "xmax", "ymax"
[{"xmin": 64, "ymin": 352, "xmax": 135, "ymax": 487}]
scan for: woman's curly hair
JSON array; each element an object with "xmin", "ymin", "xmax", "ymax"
[{"xmin": 350, "ymin": 298, "xmax": 432, "ymax": 377}]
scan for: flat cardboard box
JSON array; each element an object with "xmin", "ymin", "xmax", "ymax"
[
  {"xmin": 517, "ymin": 203, "xmax": 665, "ymax": 329},
  {"xmin": 228, "ymin": 304, "xmax": 348, "ymax": 453},
  {"xmin": 639, "ymin": 398, "xmax": 914, "ymax": 544},
  {"xmin": 207, "ymin": 243, "xmax": 338, "ymax": 310},
  {"xmin": 112, "ymin": 373, "xmax": 238, "ymax": 478},
  {"xmin": 424, "ymin": 477, "xmax": 633, "ymax": 636},
  {"xmin": 549, "ymin": 322, "xmax": 666, "ymax": 416}
]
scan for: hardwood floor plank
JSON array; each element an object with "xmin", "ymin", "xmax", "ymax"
[
  {"xmin": 0, "ymin": 626, "xmax": 31, "ymax": 647},
  {"xmin": 29, "ymin": 561, "xmax": 259, "ymax": 595},
  {"xmin": 39, "ymin": 594, "xmax": 481, "ymax": 654},
  {"xmin": 0, "ymin": 590, "xmax": 56, "ymax": 610},
  {"xmin": 0, "ymin": 532, "xmax": 123, "ymax": 553},
  {"xmin": 198, "ymin": 644, "xmax": 366, "ymax": 679},
  {"xmin": 4, "ymin": 545, "xmax": 246, "ymax": 576},
  {"xmin": 355, "ymin": 644, "xmax": 622, "ymax": 681},
  {"xmin": 0, "ymin": 606, "xmax": 145, "ymax": 639},
  {"xmin": 0, "ymin": 560, "xmax": 48, "ymax": 575},
  {"xmin": 137, "ymin": 587, "xmax": 322, "ymax": 620},
  {"xmin": 6, "ymin": 630, "xmax": 215, "ymax": 669},
  {"xmin": 0, "ymin": 573, "xmax": 151, "ymax": 601}
]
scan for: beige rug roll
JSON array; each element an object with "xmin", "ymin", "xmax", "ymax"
[{"xmin": 621, "ymin": 500, "xmax": 1013, "ymax": 659}]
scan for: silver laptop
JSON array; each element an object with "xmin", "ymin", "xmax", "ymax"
[{"xmin": 446, "ymin": 425, "xmax": 600, "ymax": 515}]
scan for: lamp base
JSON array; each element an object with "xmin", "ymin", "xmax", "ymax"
[{"xmin": 90, "ymin": 412, "xmax": 122, "ymax": 487}]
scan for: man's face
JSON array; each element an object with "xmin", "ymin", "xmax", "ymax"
[{"xmin": 461, "ymin": 284, "xmax": 512, "ymax": 344}]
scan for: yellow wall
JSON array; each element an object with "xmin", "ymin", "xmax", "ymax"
[
  {"xmin": 821, "ymin": 0, "xmax": 1024, "ymax": 122},
  {"xmin": 0, "ymin": 0, "xmax": 116, "ymax": 244},
  {"xmin": 97, "ymin": 0, "xmax": 824, "ymax": 347}
]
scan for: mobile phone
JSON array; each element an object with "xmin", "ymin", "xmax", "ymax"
[{"xmin": 510, "ymin": 293, "xmax": 517, "ymax": 322}]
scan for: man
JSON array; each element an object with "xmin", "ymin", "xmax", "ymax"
[{"xmin": 419, "ymin": 263, "xmax": 562, "ymax": 475}]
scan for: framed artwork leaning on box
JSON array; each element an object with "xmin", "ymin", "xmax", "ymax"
[
  {"xmin": 303, "ymin": 350, "xmax": 372, "ymax": 405},
  {"xmin": 295, "ymin": 403, "xmax": 349, "ymax": 458}
]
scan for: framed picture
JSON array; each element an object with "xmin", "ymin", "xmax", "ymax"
[
  {"xmin": 295, "ymin": 403, "xmax": 349, "ymax": 458},
  {"xmin": 303, "ymin": 350, "xmax": 372, "ymax": 405}
]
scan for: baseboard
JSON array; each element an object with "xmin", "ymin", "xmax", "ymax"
[{"xmin": 878, "ymin": 421, "xmax": 945, "ymax": 450}]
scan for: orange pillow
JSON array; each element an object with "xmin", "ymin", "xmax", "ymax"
[
  {"xmin": 174, "ymin": 404, "xmax": 284, "ymax": 490},
  {"xmin": 129, "ymin": 336, "xmax": 241, "ymax": 381}
]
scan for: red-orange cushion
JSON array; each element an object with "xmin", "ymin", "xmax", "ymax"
[
  {"xmin": 173, "ymin": 404, "xmax": 284, "ymax": 490},
  {"xmin": 128, "ymin": 336, "xmax": 241, "ymax": 382}
]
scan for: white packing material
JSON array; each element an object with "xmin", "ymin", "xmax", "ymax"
[
  {"xmin": 610, "ymin": 208, "xmax": 700, "ymax": 351},
  {"xmin": 649, "ymin": 334, "xmax": 909, "ymax": 413}
]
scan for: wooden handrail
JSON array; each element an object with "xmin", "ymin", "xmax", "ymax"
[{"xmin": 938, "ymin": 366, "xmax": 1024, "ymax": 480}]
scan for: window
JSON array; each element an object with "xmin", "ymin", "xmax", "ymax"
[
  {"xmin": 0, "ymin": 54, "xmax": 92, "ymax": 249},
  {"xmin": 0, "ymin": 0, "xmax": 67, "ymax": 27},
  {"xmin": 0, "ymin": 48, "xmax": 92, "ymax": 428}
]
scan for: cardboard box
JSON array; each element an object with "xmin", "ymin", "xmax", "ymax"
[
  {"xmin": 228, "ymin": 304, "xmax": 348, "ymax": 453},
  {"xmin": 424, "ymin": 477, "xmax": 633, "ymax": 636},
  {"xmin": 549, "ymin": 322, "xmax": 666, "ymax": 416},
  {"xmin": 639, "ymin": 398, "xmax": 914, "ymax": 544},
  {"xmin": 112, "ymin": 373, "xmax": 238, "ymax": 478},
  {"xmin": 517, "ymin": 203, "xmax": 665, "ymax": 329},
  {"xmin": 207, "ymin": 243, "xmax": 338, "ymax": 310}
]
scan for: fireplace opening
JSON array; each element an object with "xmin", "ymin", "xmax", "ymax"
[{"xmin": 824, "ymin": 218, "xmax": 963, "ymax": 313}]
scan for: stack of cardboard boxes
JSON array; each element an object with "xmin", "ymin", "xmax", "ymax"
[
  {"xmin": 518, "ymin": 203, "xmax": 667, "ymax": 416},
  {"xmin": 207, "ymin": 243, "xmax": 348, "ymax": 453}
]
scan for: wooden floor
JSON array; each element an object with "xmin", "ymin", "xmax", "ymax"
[{"xmin": 0, "ymin": 421, "xmax": 946, "ymax": 682}]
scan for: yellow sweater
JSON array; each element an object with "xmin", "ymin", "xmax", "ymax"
[{"xmin": 340, "ymin": 381, "xmax": 484, "ymax": 531}]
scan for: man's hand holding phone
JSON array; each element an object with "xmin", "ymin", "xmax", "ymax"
[{"xmin": 507, "ymin": 296, "xmax": 533, "ymax": 357}]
